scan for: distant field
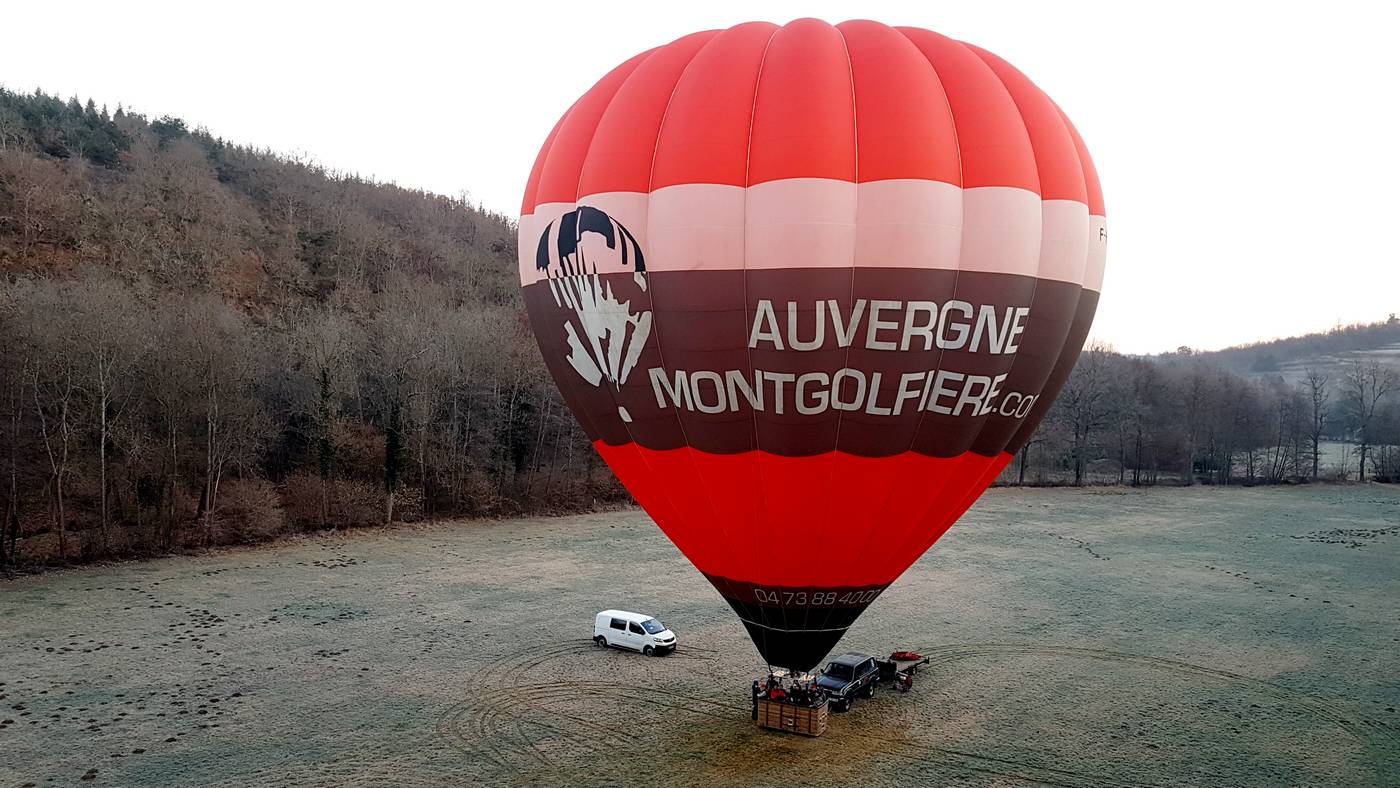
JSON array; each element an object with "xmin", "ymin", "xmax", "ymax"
[{"xmin": 3, "ymin": 486, "xmax": 1398, "ymax": 787}]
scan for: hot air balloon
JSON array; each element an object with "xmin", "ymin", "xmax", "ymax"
[{"xmin": 518, "ymin": 19, "xmax": 1106, "ymax": 672}]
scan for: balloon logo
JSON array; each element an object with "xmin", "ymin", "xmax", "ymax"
[
  {"xmin": 535, "ymin": 208, "xmax": 652, "ymax": 421},
  {"xmin": 519, "ymin": 19, "xmax": 1106, "ymax": 671}
]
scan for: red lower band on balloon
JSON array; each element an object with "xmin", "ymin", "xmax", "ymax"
[{"xmin": 596, "ymin": 442, "xmax": 1012, "ymax": 588}]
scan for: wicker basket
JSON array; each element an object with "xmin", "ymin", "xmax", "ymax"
[{"xmin": 757, "ymin": 698, "xmax": 828, "ymax": 737}]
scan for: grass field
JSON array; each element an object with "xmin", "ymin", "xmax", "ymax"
[{"xmin": 3, "ymin": 485, "xmax": 1398, "ymax": 787}]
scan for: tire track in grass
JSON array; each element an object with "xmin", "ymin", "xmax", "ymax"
[
  {"xmin": 437, "ymin": 639, "xmax": 1395, "ymax": 786},
  {"xmin": 434, "ymin": 638, "xmax": 675, "ymax": 769},
  {"xmin": 447, "ymin": 678, "xmax": 1161, "ymax": 788},
  {"xmin": 436, "ymin": 684, "xmax": 625, "ymax": 768},
  {"xmin": 915, "ymin": 643, "xmax": 1396, "ymax": 749},
  {"xmin": 434, "ymin": 640, "xmax": 1170, "ymax": 787}
]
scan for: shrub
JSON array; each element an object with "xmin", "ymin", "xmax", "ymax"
[
  {"xmin": 209, "ymin": 478, "xmax": 287, "ymax": 544},
  {"xmin": 281, "ymin": 473, "xmax": 383, "ymax": 531}
]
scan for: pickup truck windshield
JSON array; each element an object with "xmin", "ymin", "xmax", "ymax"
[
  {"xmin": 640, "ymin": 619, "xmax": 665, "ymax": 634},
  {"xmin": 824, "ymin": 663, "xmax": 853, "ymax": 681}
]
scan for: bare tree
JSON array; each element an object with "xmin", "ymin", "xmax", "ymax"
[
  {"xmin": 1051, "ymin": 342, "xmax": 1116, "ymax": 486},
  {"xmin": 13, "ymin": 280, "xmax": 84, "ymax": 558},
  {"xmin": 1371, "ymin": 401, "xmax": 1400, "ymax": 481},
  {"xmin": 180, "ymin": 296, "xmax": 267, "ymax": 533},
  {"xmin": 1340, "ymin": 360, "xmax": 1400, "ymax": 481},
  {"xmin": 1179, "ymin": 363, "xmax": 1208, "ymax": 485},
  {"xmin": 1254, "ymin": 378, "xmax": 1304, "ymax": 484},
  {"xmin": 290, "ymin": 308, "xmax": 359, "ymax": 528},
  {"xmin": 1016, "ymin": 437, "xmax": 1041, "ymax": 485},
  {"xmin": 1302, "ymin": 367, "xmax": 1330, "ymax": 481},
  {"xmin": 142, "ymin": 305, "xmax": 200, "ymax": 547},
  {"xmin": 70, "ymin": 275, "xmax": 148, "ymax": 550},
  {"xmin": 1123, "ymin": 358, "xmax": 1170, "ymax": 486},
  {"xmin": 359, "ymin": 285, "xmax": 435, "ymax": 525},
  {"xmin": 0, "ymin": 288, "xmax": 27, "ymax": 565},
  {"xmin": 0, "ymin": 152, "xmax": 79, "ymax": 258}
]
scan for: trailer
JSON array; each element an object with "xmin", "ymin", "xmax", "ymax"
[
  {"xmin": 812, "ymin": 650, "xmax": 931, "ymax": 713},
  {"xmin": 876, "ymin": 651, "xmax": 931, "ymax": 693}
]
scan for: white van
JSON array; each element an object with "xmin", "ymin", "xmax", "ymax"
[{"xmin": 593, "ymin": 610, "xmax": 677, "ymax": 656}]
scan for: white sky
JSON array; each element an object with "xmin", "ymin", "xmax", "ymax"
[{"xmin": 2, "ymin": 1, "xmax": 1397, "ymax": 354}]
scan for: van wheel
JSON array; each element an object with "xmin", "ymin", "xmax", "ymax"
[
  {"xmin": 594, "ymin": 636, "xmax": 607, "ymax": 647},
  {"xmin": 643, "ymin": 646, "xmax": 655, "ymax": 656}
]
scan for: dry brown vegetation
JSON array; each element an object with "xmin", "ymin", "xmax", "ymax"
[{"xmin": 0, "ymin": 90, "xmax": 625, "ymax": 567}]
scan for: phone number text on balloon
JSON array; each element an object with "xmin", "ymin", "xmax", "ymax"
[{"xmin": 752, "ymin": 588, "xmax": 883, "ymax": 607}]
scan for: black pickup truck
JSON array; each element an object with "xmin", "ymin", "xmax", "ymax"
[{"xmin": 814, "ymin": 652, "xmax": 880, "ymax": 712}]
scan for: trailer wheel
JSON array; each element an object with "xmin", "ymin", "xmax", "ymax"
[{"xmin": 594, "ymin": 636, "xmax": 607, "ymax": 647}]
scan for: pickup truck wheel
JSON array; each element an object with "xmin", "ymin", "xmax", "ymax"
[
  {"xmin": 643, "ymin": 645, "xmax": 655, "ymax": 656},
  {"xmin": 594, "ymin": 636, "xmax": 607, "ymax": 647}
]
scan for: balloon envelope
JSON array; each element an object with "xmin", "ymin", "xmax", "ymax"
[{"xmin": 518, "ymin": 19, "xmax": 1106, "ymax": 671}]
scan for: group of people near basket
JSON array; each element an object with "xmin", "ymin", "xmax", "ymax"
[{"xmin": 750, "ymin": 673, "xmax": 825, "ymax": 718}]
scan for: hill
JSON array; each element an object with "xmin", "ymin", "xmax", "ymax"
[
  {"xmin": 0, "ymin": 88, "xmax": 518, "ymax": 302},
  {"xmin": 1182, "ymin": 317, "xmax": 1400, "ymax": 382},
  {"xmin": 0, "ymin": 88, "xmax": 626, "ymax": 566}
]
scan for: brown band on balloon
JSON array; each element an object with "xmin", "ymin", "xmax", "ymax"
[{"xmin": 524, "ymin": 267, "xmax": 1088, "ymax": 459}]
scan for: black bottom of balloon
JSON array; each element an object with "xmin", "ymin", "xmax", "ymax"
[
  {"xmin": 736, "ymin": 621, "xmax": 851, "ymax": 673},
  {"xmin": 703, "ymin": 574, "xmax": 888, "ymax": 672}
]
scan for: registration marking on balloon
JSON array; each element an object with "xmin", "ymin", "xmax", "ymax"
[{"xmin": 518, "ymin": 19, "xmax": 1108, "ymax": 670}]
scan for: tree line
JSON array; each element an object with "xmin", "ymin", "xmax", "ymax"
[
  {"xmin": 1, "ymin": 89, "xmax": 1397, "ymax": 568},
  {"xmin": 1007, "ymin": 340, "xmax": 1400, "ymax": 488},
  {"xmin": 0, "ymin": 272, "xmax": 626, "ymax": 565}
]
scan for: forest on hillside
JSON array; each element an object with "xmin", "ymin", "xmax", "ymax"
[
  {"xmin": 1193, "ymin": 318, "xmax": 1400, "ymax": 376},
  {"xmin": 2, "ymin": 89, "xmax": 1398, "ymax": 568}
]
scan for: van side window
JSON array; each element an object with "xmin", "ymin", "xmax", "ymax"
[
  {"xmin": 628, "ymin": 622, "xmax": 644, "ymax": 635},
  {"xmin": 610, "ymin": 618, "xmax": 626, "ymax": 631}
]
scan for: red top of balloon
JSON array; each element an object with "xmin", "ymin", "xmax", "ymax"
[{"xmin": 522, "ymin": 19, "xmax": 1103, "ymax": 216}]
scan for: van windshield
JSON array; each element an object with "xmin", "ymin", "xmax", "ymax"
[{"xmin": 640, "ymin": 619, "xmax": 666, "ymax": 634}]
